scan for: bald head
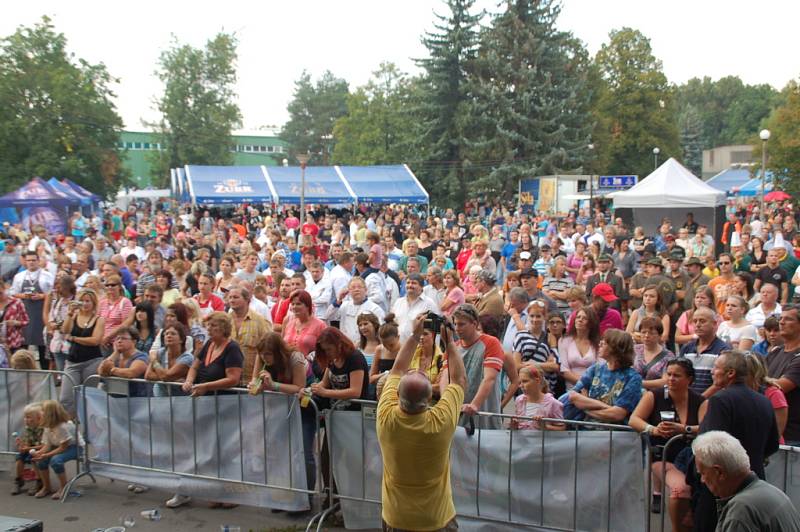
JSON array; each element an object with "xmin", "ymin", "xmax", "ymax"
[{"xmin": 398, "ymin": 372, "xmax": 433, "ymax": 414}]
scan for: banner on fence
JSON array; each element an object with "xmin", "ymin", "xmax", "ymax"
[
  {"xmin": 80, "ymin": 387, "xmax": 309, "ymax": 511},
  {"xmin": 327, "ymin": 409, "xmax": 647, "ymax": 531},
  {"xmin": 0, "ymin": 371, "xmax": 58, "ymax": 454}
]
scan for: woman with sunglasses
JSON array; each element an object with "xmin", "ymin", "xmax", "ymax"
[
  {"xmin": 630, "ymin": 358, "xmax": 706, "ymax": 531},
  {"xmin": 98, "ymin": 274, "xmax": 133, "ymax": 356}
]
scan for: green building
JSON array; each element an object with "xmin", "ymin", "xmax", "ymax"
[{"xmin": 118, "ymin": 130, "xmax": 289, "ymax": 188}]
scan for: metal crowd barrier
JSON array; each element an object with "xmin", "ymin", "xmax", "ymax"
[
  {"xmin": 65, "ymin": 375, "xmax": 324, "ymax": 517},
  {"xmin": 0, "ymin": 368, "xmax": 77, "ymax": 457},
  {"xmin": 320, "ymin": 400, "xmax": 649, "ymax": 532}
]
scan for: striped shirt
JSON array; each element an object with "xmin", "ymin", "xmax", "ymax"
[{"xmin": 513, "ymin": 330, "xmax": 560, "ymax": 390}]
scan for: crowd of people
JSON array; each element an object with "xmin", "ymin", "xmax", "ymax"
[{"xmin": 1, "ymin": 196, "xmax": 799, "ymax": 530}]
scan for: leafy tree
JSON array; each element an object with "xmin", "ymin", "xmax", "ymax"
[
  {"xmin": 679, "ymin": 104, "xmax": 703, "ymax": 176},
  {"xmin": 467, "ymin": 0, "xmax": 594, "ymax": 199},
  {"xmin": 675, "ymin": 76, "xmax": 778, "ymax": 149},
  {"xmin": 149, "ymin": 33, "xmax": 241, "ymax": 187},
  {"xmin": 413, "ymin": 0, "xmax": 483, "ymax": 206},
  {"xmin": 760, "ymin": 79, "xmax": 800, "ymax": 197},
  {"xmin": 593, "ymin": 27, "xmax": 680, "ymax": 178},
  {"xmin": 281, "ymin": 71, "xmax": 349, "ymax": 165},
  {"xmin": 332, "ymin": 63, "xmax": 418, "ymax": 166},
  {"xmin": 0, "ymin": 17, "xmax": 126, "ymax": 197}
]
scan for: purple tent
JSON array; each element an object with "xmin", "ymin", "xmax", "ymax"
[{"xmin": 62, "ymin": 178, "xmax": 102, "ymax": 203}]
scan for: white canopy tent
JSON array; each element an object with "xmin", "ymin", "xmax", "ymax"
[{"xmin": 612, "ymin": 158, "xmax": 727, "ymax": 250}]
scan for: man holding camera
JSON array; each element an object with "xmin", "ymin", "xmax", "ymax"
[{"xmin": 377, "ymin": 313, "xmax": 465, "ymax": 532}]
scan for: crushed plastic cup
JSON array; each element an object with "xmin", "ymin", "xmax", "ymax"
[
  {"xmin": 220, "ymin": 526, "xmax": 241, "ymax": 532},
  {"xmin": 141, "ymin": 509, "xmax": 161, "ymax": 521},
  {"xmin": 120, "ymin": 514, "xmax": 136, "ymax": 527}
]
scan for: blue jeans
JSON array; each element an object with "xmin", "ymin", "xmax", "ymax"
[
  {"xmin": 36, "ymin": 445, "xmax": 78, "ymax": 474},
  {"xmin": 53, "ymin": 352, "xmax": 68, "ymax": 372}
]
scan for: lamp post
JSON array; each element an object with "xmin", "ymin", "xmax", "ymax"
[
  {"xmin": 295, "ymin": 153, "xmax": 310, "ymax": 227},
  {"xmin": 587, "ymin": 143, "xmax": 595, "ymax": 210},
  {"xmin": 652, "ymin": 147, "xmax": 660, "ymax": 171},
  {"xmin": 759, "ymin": 129, "xmax": 770, "ymax": 215}
]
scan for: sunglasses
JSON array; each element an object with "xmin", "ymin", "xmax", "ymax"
[{"xmin": 104, "ymin": 283, "xmax": 120, "ymax": 287}]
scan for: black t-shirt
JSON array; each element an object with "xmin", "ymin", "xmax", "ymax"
[
  {"xmin": 328, "ymin": 350, "xmax": 370, "ymax": 400},
  {"xmin": 195, "ymin": 340, "xmax": 244, "ymax": 385},
  {"xmin": 757, "ymin": 266, "xmax": 788, "ymax": 289}
]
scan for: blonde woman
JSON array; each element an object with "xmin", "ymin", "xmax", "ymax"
[{"xmin": 59, "ymin": 289, "xmax": 105, "ymax": 414}]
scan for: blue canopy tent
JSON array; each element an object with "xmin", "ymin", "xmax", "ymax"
[
  {"xmin": 48, "ymin": 178, "xmax": 92, "ymax": 207},
  {"xmin": 263, "ymin": 166, "xmax": 355, "ymax": 204},
  {"xmin": 62, "ymin": 178, "xmax": 102, "ymax": 204},
  {"xmin": 0, "ymin": 177, "xmax": 80, "ymax": 208},
  {"xmin": 738, "ymin": 171, "xmax": 774, "ymax": 196},
  {"xmin": 706, "ymin": 168, "xmax": 752, "ymax": 195},
  {"xmin": 337, "ymin": 164, "xmax": 429, "ymax": 204},
  {"xmin": 184, "ymin": 165, "xmax": 275, "ymax": 205}
]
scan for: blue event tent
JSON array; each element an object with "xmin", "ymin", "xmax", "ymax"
[
  {"xmin": 0, "ymin": 177, "xmax": 81, "ymax": 208},
  {"xmin": 62, "ymin": 178, "xmax": 102, "ymax": 203},
  {"xmin": 265, "ymin": 166, "xmax": 354, "ymax": 204},
  {"xmin": 48, "ymin": 178, "xmax": 92, "ymax": 206},
  {"xmin": 177, "ymin": 164, "xmax": 428, "ymax": 206},
  {"xmin": 705, "ymin": 167, "xmax": 752, "ymax": 195},
  {"xmin": 738, "ymin": 171, "xmax": 774, "ymax": 197},
  {"xmin": 183, "ymin": 165, "xmax": 274, "ymax": 204},
  {"xmin": 338, "ymin": 165, "xmax": 429, "ymax": 204}
]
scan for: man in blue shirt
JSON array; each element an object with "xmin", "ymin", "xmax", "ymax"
[{"xmin": 501, "ymin": 230, "xmax": 519, "ymax": 272}]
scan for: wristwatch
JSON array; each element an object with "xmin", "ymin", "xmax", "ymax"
[{"xmin": 685, "ymin": 425, "xmax": 693, "ymax": 434}]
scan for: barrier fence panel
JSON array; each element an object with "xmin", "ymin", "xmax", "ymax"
[
  {"xmin": 75, "ymin": 376, "xmax": 319, "ymax": 512},
  {"xmin": 0, "ymin": 369, "xmax": 75, "ymax": 456},
  {"xmin": 766, "ymin": 445, "xmax": 800, "ymax": 508},
  {"xmin": 326, "ymin": 402, "xmax": 647, "ymax": 532}
]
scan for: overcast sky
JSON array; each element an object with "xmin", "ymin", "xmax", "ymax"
[{"xmin": 3, "ymin": 0, "xmax": 798, "ymax": 131}]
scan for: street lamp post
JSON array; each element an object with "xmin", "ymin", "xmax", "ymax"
[
  {"xmin": 652, "ymin": 147, "xmax": 660, "ymax": 171},
  {"xmin": 759, "ymin": 129, "xmax": 770, "ymax": 215},
  {"xmin": 295, "ymin": 153, "xmax": 310, "ymax": 227},
  {"xmin": 587, "ymin": 143, "xmax": 595, "ymax": 210}
]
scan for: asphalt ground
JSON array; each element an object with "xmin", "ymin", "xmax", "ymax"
[{"xmin": 0, "ymin": 458, "xmax": 349, "ymax": 532}]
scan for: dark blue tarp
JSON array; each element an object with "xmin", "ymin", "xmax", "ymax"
[
  {"xmin": 706, "ymin": 168, "xmax": 752, "ymax": 194},
  {"xmin": 338, "ymin": 165, "xmax": 428, "ymax": 204},
  {"xmin": 265, "ymin": 166, "xmax": 355, "ymax": 204},
  {"xmin": 48, "ymin": 178, "xmax": 92, "ymax": 206},
  {"xmin": 184, "ymin": 165, "xmax": 274, "ymax": 204},
  {"xmin": 0, "ymin": 177, "xmax": 80, "ymax": 208},
  {"xmin": 739, "ymin": 171, "xmax": 774, "ymax": 196}
]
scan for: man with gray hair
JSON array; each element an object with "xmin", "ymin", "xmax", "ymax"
[
  {"xmin": 501, "ymin": 287, "xmax": 530, "ymax": 353},
  {"xmin": 377, "ymin": 313, "xmax": 465, "ymax": 531},
  {"xmin": 690, "ymin": 349, "xmax": 780, "ymax": 531},
  {"xmin": 693, "ymin": 431, "xmax": 800, "ymax": 531}
]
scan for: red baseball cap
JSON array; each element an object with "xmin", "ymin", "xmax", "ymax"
[{"xmin": 592, "ymin": 283, "xmax": 618, "ymax": 302}]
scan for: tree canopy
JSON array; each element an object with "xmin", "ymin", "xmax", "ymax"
[
  {"xmin": 0, "ymin": 17, "xmax": 126, "ymax": 197},
  {"xmin": 149, "ymin": 33, "xmax": 241, "ymax": 187}
]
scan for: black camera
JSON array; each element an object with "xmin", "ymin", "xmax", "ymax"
[{"xmin": 423, "ymin": 311, "xmax": 452, "ymax": 335}]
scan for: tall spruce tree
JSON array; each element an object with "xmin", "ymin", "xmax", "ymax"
[
  {"xmin": 468, "ymin": 0, "xmax": 594, "ymax": 199},
  {"xmin": 679, "ymin": 104, "xmax": 703, "ymax": 176},
  {"xmin": 414, "ymin": 0, "xmax": 483, "ymax": 206}
]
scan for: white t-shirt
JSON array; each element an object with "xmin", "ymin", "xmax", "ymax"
[{"xmin": 717, "ymin": 321, "xmax": 758, "ymax": 349}]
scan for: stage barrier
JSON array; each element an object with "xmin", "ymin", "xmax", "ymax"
[
  {"xmin": 325, "ymin": 401, "xmax": 648, "ymax": 532},
  {"xmin": 70, "ymin": 376, "xmax": 322, "ymax": 514},
  {"xmin": 0, "ymin": 369, "xmax": 76, "ymax": 456}
]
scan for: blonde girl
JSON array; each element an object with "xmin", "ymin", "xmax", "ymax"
[
  {"xmin": 32, "ymin": 400, "xmax": 83, "ymax": 499},
  {"xmin": 512, "ymin": 365, "xmax": 564, "ymax": 430}
]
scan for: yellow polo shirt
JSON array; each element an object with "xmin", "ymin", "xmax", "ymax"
[{"xmin": 376, "ymin": 374, "xmax": 464, "ymax": 530}]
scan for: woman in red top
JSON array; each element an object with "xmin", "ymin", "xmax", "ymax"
[
  {"xmin": 0, "ymin": 279, "xmax": 30, "ymax": 352},
  {"xmin": 282, "ymin": 290, "xmax": 326, "ymax": 356}
]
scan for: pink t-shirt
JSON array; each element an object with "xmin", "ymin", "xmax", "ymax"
[
  {"xmin": 99, "ymin": 296, "xmax": 134, "ymax": 340},
  {"xmin": 558, "ymin": 336, "xmax": 597, "ymax": 384},
  {"xmin": 766, "ymin": 385, "xmax": 788, "ymax": 444},
  {"xmin": 443, "ymin": 287, "xmax": 465, "ymax": 316},
  {"xmin": 514, "ymin": 393, "xmax": 564, "ymax": 429},
  {"xmin": 282, "ymin": 316, "xmax": 327, "ymax": 356},
  {"xmin": 369, "ymin": 243, "xmax": 383, "ymax": 269}
]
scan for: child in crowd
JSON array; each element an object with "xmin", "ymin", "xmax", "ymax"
[
  {"xmin": 32, "ymin": 400, "xmax": 84, "ymax": 499},
  {"xmin": 9, "ymin": 350, "xmax": 36, "ymax": 370},
  {"xmin": 754, "ymin": 315, "xmax": 783, "ymax": 356},
  {"xmin": 512, "ymin": 365, "xmax": 564, "ymax": 430},
  {"xmin": 11, "ymin": 403, "xmax": 44, "ymax": 495}
]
